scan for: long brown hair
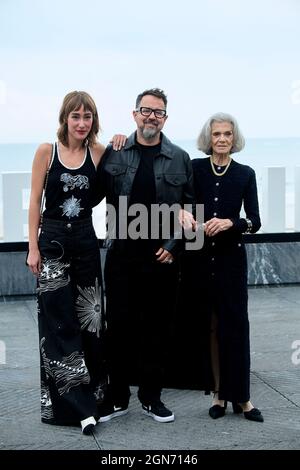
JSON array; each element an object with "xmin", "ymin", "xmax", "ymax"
[{"xmin": 57, "ymin": 91, "xmax": 101, "ymax": 147}]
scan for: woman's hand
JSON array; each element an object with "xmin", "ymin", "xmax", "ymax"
[
  {"xmin": 110, "ymin": 134, "xmax": 127, "ymax": 151},
  {"xmin": 26, "ymin": 248, "xmax": 42, "ymax": 276},
  {"xmin": 204, "ymin": 217, "xmax": 233, "ymax": 237}
]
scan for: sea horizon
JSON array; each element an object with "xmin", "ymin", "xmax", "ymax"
[{"xmin": 1, "ymin": 136, "xmax": 300, "ymax": 170}]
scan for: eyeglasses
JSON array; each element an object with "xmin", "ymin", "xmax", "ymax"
[{"xmin": 137, "ymin": 107, "xmax": 167, "ymax": 119}]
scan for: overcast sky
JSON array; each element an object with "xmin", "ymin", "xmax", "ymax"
[{"xmin": 0, "ymin": 0, "xmax": 300, "ymax": 143}]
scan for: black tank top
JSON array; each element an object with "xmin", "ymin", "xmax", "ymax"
[{"xmin": 43, "ymin": 142, "xmax": 97, "ymax": 220}]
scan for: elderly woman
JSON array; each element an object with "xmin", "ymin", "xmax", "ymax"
[{"xmin": 182, "ymin": 112, "xmax": 263, "ymax": 422}]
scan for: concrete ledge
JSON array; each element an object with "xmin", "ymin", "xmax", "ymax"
[
  {"xmin": 0, "ymin": 252, "xmax": 36, "ymax": 295},
  {"xmin": 247, "ymin": 242, "xmax": 300, "ymax": 284},
  {"xmin": 1, "ymin": 240, "xmax": 300, "ymax": 295}
]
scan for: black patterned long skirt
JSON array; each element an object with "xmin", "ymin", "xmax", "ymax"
[{"xmin": 37, "ymin": 217, "xmax": 106, "ymax": 426}]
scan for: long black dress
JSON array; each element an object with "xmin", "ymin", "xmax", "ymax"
[
  {"xmin": 37, "ymin": 143, "xmax": 106, "ymax": 425},
  {"xmin": 180, "ymin": 157, "xmax": 261, "ymax": 402}
]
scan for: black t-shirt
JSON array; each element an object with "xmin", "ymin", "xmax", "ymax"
[
  {"xmin": 130, "ymin": 142, "xmax": 158, "ymax": 208},
  {"xmin": 126, "ymin": 142, "xmax": 161, "ymax": 255}
]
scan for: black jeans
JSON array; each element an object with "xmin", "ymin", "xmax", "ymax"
[
  {"xmin": 37, "ymin": 217, "xmax": 106, "ymax": 425},
  {"xmin": 104, "ymin": 247, "xmax": 179, "ymax": 406}
]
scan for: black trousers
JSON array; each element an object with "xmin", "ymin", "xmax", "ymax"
[
  {"xmin": 104, "ymin": 247, "xmax": 179, "ymax": 406},
  {"xmin": 37, "ymin": 217, "xmax": 106, "ymax": 425}
]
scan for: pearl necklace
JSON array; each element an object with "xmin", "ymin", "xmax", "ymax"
[{"xmin": 210, "ymin": 156, "xmax": 232, "ymax": 176}]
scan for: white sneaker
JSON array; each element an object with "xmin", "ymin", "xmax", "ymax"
[{"xmin": 81, "ymin": 416, "xmax": 96, "ymax": 435}]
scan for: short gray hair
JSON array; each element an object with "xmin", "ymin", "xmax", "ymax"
[{"xmin": 197, "ymin": 112, "xmax": 245, "ymax": 155}]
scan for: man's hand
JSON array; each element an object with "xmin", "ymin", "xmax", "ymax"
[
  {"xmin": 155, "ymin": 248, "xmax": 174, "ymax": 264},
  {"xmin": 178, "ymin": 209, "xmax": 198, "ymax": 231}
]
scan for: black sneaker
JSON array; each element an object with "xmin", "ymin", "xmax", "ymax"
[
  {"xmin": 98, "ymin": 403, "xmax": 128, "ymax": 422},
  {"xmin": 142, "ymin": 401, "xmax": 175, "ymax": 423}
]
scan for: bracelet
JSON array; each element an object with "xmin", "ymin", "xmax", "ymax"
[{"xmin": 245, "ymin": 218, "xmax": 253, "ymax": 234}]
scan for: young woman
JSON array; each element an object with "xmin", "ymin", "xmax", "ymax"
[{"xmin": 27, "ymin": 91, "xmax": 108, "ymax": 434}]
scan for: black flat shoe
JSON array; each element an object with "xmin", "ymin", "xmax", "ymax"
[
  {"xmin": 232, "ymin": 402, "xmax": 243, "ymax": 414},
  {"xmin": 244, "ymin": 408, "xmax": 264, "ymax": 423},
  {"xmin": 209, "ymin": 402, "xmax": 227, "ymax": 419}
]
